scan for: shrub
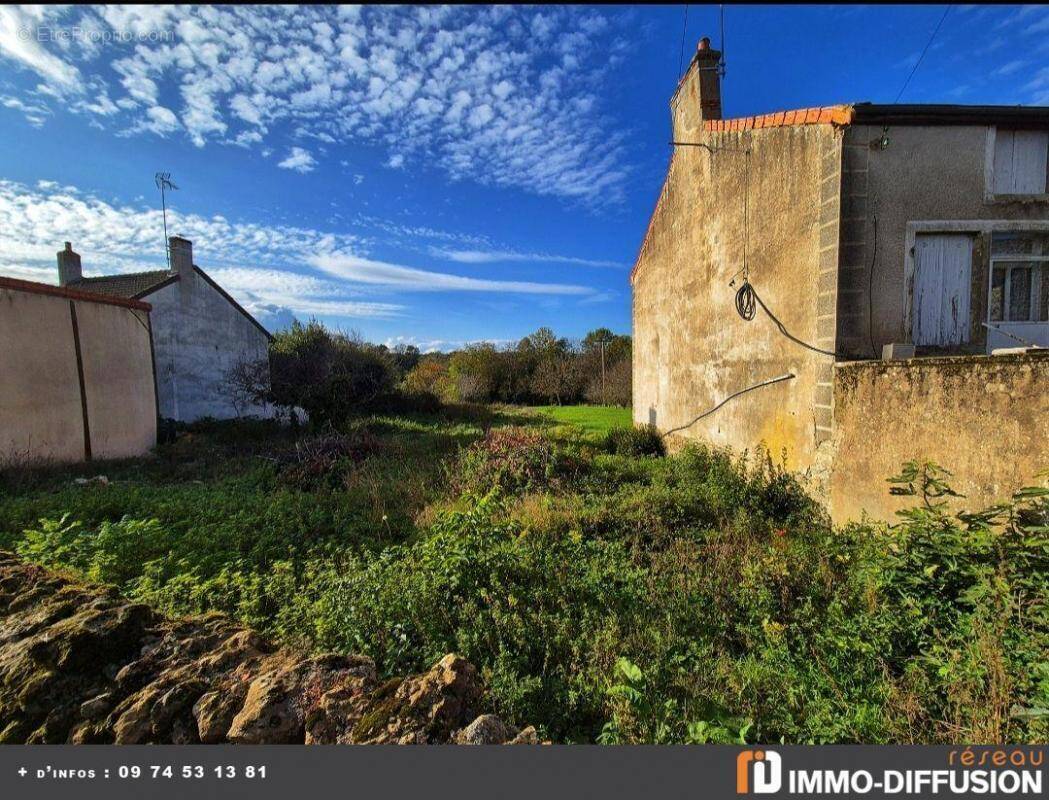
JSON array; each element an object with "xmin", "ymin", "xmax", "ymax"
[
  {"xmin": 604, "ymin": 424, "xmax": 665, "ymax": 458},
  {"xmin": 450, "ymin": 427, "xmax": 557, "ymax": 495},
  {"xmin": 360, "ymin": 391, "xmax": 442, "ymax": 415},
  {"xmin": 269, "ymin": 321, "xmax": 396, "ymax": 425},
  {"xmin": 277, "ymin": 430, "xmax": 381, "ymax": 491},
  {"xmin": 873, "ymin": 461, "xmax": 1049, "ymax": 742},
  {"xmin": 3, "ymin": 413, "xmax": 1046, "ymax": 746},
  {"xmin": 448, "ymin": 344, "xmax": 503, "ymax": 402},
  {"xmin": 293, "ymin": 494, "xmax": 650, "ymax": 739},
  {"xmin": 16, "ymin": 514, "xmax": 173, "ymax": 586},
  {"xmin": 222, "ymin": 357, "xmax": 272, "ymax": 417}
]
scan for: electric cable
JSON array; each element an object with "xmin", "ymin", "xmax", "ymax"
[
  {"xmin": 719, "ymin": 4, "xmax": 725, "ymax": 75},
  {"xmin": 734, "ymin": 279, "xmax": 840, "ymax": 358},
  {"xmin": 662, "ymin": 373, "xmax": 796, "ymax": 437},
  {"xmin": 678, "ymin": 5, "xmax": 690, "ymax": 79},
  {"xmin": 867, "ymin": 213, "xmax": 878, "ymax": 358},
  {"xmin": 734, "ymin": 279, "xmax": 756, "ymax": 320},
  {"xmin": 893, "ymin": 5, "xmax": 952, "ymax": 103}
]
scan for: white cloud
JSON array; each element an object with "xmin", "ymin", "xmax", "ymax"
[
  {"xmin": 0, "ymin": 7, "xmax": 83, "ymax": 91},
  {"xmin": 122, "ymin": 104, "xmax": 179, "ymax": 137},
  {"xmin": 383, "ymin": 335, "xmax": 514, "ymax": 353},
  {"xmin": 432, "ymin": 247, "xmax": 623, "ymax": 269},
  {"xmin": 208, "ymin": 267, "xmax": 404, "ymax": 319},
  {"xmin": 277, "ymin": 146, "xmax": 317, "ymax": 173},
  {"xmin": 0, "ymin": 95, "xmax": 51, "ymax": 127},
  {"xmin": 578, "ymin": 290, "xmax": 617, "ymax": 304},
  {"xmin": 993, "ymin": 59, "xmax": 1026, "ymax": 77},
  {"xmin": 995, "ymin": 5, "xmax": 1049, "ymax": 30},
  {"xmin": 0, "ymin": 179, "xmax": 370, "ymax": 274},
  {"xmin": 0, "ymin": 6, "xmax": 631, "ymax": 203},
  {"xmin": 309, "ymin": 252, "xmax": 594, "ymax": 295},
  {"xmin": 0, "ymin": 179, "xmax": 596, "ymax": 321},
  {"xmin": 0, "ymin": 178, "xmax": 376, "ymax": 323}
]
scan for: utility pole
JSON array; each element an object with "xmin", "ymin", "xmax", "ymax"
[
  {"xmin": 600, "ymin": 340, "xmax": 607, "ymax": 406},
  {"xmin": 155, "ymin": 172, "xmax": 178, "ymax": 269}
]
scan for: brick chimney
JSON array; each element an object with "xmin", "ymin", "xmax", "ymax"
[
  {"xmin": 57, "ymin": 242, "xmax": 82, "ymax": 286},
  {"xmin": 169, "ymin": 235, "xmax": 195, "ymax": 300},
  {"xmin": 169, "ymin": 236, "xmax": 193, "ymax": 277},
  {"xmin": 671, "ymin": 36, "xmax": 722, "ymax": 141}
]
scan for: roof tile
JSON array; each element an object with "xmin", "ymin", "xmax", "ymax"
[
  {"xmin": 704, "ymin": 104, "xmax": 854, "ymax": 133},
  {"xmin": 67, "ymin": 270, "xmax": 174, "ymax": 299}
]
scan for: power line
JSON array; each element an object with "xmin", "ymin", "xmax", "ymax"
[
  {"xmin": 677, "ymin": 4, "xmax": 690, "ymax": 79},
  {"xmin": 893, "ymin": 5, "xmax": 952, "ymax": 104},
  {"xmin": 719, "ymin": 4, "xmax": 726, "ymax": 76}
]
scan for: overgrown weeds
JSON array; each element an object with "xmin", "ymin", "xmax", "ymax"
[
  {"xmin": 277, "ymin": 429, "xmax": 382, "ymax": 491},
  {"xmin": 603, "ymin": 424, "xmax": 665, "ymax": 458},
  {"xmin": 0, "ymin": 420, "xmax": 1045, "ymax": 745},
  {"xmin": 449, "ymin": 426, "xmax": 560, "ymax": 495}
]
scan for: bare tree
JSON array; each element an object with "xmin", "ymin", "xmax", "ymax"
[{"xmin": 223, "ymin": 357, "xmax": 271, "ymax": 418}]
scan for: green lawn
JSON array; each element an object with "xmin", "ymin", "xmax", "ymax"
[{"xmin": 525, "ymin": 404, "xmax": 632, "ymax": 436}]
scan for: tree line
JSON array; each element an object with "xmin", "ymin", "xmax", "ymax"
[
  {"xmin": 405, "ymin": 326, "xmax": 631, "ymax": 407},
  {"xmin": 226, "ymin": 321, "xmax": 631, "ymax": 425}
]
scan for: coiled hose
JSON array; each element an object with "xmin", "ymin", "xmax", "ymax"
[
  {"xmin": 734, "ymin": 279, "xmax": 837, "ymax": 358},
  {"xmin": 734, "ymin": 279, "xmax": 756, "ymax": 321}
]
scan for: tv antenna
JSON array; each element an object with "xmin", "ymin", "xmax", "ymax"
[{"xmin": 155, "ymin": 172, "xmax": 178, "ymax": 269}]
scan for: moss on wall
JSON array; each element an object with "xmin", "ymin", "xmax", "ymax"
[{"xmin": 829, "ymin": 352, "xmax": 1049, "ymax": 523}]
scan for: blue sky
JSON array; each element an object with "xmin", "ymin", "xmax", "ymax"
[{"xmin": 1, "ymin": 4, "xmax": 1047, "ymax": 350}]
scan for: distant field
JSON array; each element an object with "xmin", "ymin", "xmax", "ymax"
[{"xmin": 526, "ymin": 404, "xmax": 632, "ymax": 436}]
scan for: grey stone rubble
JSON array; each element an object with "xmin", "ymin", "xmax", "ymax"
[{"xmin": 0, "ymin": 552, "xmax": 536, "ymax": 745}]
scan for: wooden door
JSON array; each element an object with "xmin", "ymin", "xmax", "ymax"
[{"xmin": 913, "ymin": 234, "xmax": 973, "ymax": 346}]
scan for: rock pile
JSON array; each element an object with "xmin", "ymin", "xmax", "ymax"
[{"xmin": 0, "ymin": 553, "xmax": 535, "ymax": 745}]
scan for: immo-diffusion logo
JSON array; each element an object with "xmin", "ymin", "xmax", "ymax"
[
  {"xmin": 737, "ymin": 750, "xmax": 783, "ymax": 794},
  {"xmin": 735, "ymin": 747, "xmax": 1044, "ymax": 796}
]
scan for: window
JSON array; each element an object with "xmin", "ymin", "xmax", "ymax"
[
  {"xmin": 992, "ymin": 129, "xmax": 1049, "ymax": 195},
  {"xmin": 989, "ymin": 232, "xmax": 1049, "ymax": 322}
]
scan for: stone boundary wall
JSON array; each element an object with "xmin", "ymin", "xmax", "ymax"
[{"xmin": 829, "ymin": 352, "xmax": 1049, "ymax": 523}]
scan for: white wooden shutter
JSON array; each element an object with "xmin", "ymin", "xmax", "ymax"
[
  {"xmin": 1013, "ymin": 131, "xmax": 1048, "ymax": 194},
  {"xmin": 993, "ymin": 130, "xmax": 1015, "ymax": 194},
  {"xmin": 994, "ymin": 129, "xmax": 1048, "ymax": 194},
  {"xmin": 913, "ymin": 234, "xmax": 973, "ymax": 346}
]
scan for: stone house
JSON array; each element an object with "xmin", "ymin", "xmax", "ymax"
[
  {"xmin": 58, "ymin": 237, "xmax": 272, "ymax": 423},
  {"xmin": 631, "ymin": 38, "xmax": 1048, "ymax": 522}
]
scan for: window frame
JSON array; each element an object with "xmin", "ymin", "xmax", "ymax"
[
  {"xmin": 985, "ymin": 126, "xmax": 1049, "ymax": 202},
  {"xmin": 988, "ymin": 255, "xmax": 1049, "ymax": 325}
]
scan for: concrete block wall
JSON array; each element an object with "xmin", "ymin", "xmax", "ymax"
[
  {"xmin": 814, "ymin": 131, "xmax": 843, "ymax": 444},
  {"xmin": 836, "ymin": 130, "xmax": 875, "ymax": 360}
]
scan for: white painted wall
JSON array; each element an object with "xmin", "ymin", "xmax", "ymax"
[{"xmin": 146, "ymin": 269, "xmax": 272, "ymax": 422}]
